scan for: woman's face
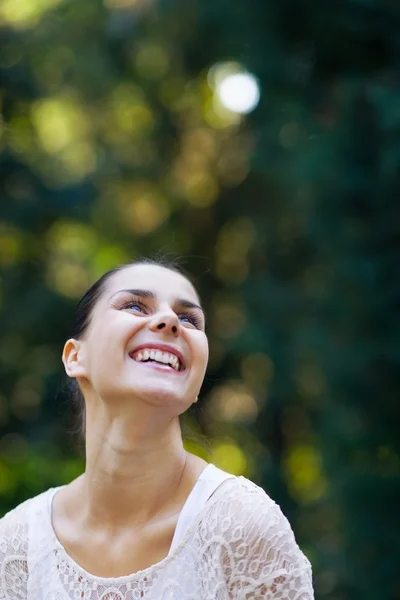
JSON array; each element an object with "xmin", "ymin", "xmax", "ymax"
[{"xmin": 73, "ymin": 264, "xmax": 209, "ymax": 414}]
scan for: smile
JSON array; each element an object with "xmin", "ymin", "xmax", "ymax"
[{"xmin": 130, "ymin": 347, "xmax": 184, "ymax": 372}]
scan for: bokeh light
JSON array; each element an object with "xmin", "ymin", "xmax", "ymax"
[
  {"xmin": 217, "ymin": 72, "xmax": 260, "ymax": 114},
  {"xmin": 208, "ymin": 62, "xmax": 260, "ymax": 120}
]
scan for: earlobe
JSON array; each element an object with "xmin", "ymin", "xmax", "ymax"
[{"xmin": 62, "ymin": 338, "xmax": 87, "ymax": 379}]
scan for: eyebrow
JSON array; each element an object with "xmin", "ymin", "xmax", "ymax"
[{"xmin": 109, "ymin": 288, "xmax": 204, "ymax": 314}]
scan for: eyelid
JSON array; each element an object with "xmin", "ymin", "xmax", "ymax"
[
  {"xmin": 179, "ymin": 311, "xmax": 204, "ymax": 329},
  {"xmin": 121, "ymin": 298, "xmax": 148, "ymax": 311}
]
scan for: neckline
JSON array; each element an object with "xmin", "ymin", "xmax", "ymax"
[{"xmin": 46, "ymin": 464, "xmax": 235, "ymax": 583}]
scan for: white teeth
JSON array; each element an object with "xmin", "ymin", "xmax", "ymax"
[{"xmin": 132, "ymin": 348, "xmax": 181, "ymax": 371}]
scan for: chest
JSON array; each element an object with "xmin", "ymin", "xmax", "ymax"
[
  {"xmin": 53, "ymin": 516, "xmax": 178, "ymax": 578},
  {"xmin": 26, "ymin": 534, "xmax": 228, "ymax": 600}
]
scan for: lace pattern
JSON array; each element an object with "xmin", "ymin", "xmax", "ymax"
[{"xmin": 0, "ymin": 476, "xmax": 314, "ymax": 599}]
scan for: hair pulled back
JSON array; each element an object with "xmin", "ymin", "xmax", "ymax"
[{"xmin": 68, "ymin": 256, "xmax": 196, "ymax": 440}]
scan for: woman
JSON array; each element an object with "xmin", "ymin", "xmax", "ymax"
[{"xmin": 0, "ymin": 259, "xmax": 314, "ymax": 599}]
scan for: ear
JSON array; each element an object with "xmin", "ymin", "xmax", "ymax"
[{"xmin": 62, "ymin": 338, "xmax": 87, "ymax": 379}]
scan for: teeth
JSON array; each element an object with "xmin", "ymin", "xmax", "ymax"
[
  {"xmin": 133, "ymin": 348, "xmax": 181, "ymax": 371},
  {"xmin": 162, "ymin": 352, "xmax": 171, "ymax": 365}
]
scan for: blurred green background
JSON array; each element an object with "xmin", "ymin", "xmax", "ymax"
[{"xmin": 0, "ymin": 0, "xmax": 399, "ymax": 598}]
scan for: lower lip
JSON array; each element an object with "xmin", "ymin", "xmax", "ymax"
[{"xmin": 130, "ymin": 359, "xmax": 185, "ymax": 375}]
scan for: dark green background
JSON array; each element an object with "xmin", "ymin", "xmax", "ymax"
[{"xmin": 1, "ymin": 1, "xmax": 399, "ymax": 598}]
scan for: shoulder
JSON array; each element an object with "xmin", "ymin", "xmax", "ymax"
[
  {"xmin": 208, "ymin": 474, "xmax": 312, "ymax": 569},
  {"xmin": 211, "ymin": 473, "xmax": 281, "ymax": 521},
  {"xmin": 203, "ymin": 474, "xmax": 314, "ymax": 596},
  {"xmin": 0, "ymin": 489, "xmax": 53, "ymax": 555}
]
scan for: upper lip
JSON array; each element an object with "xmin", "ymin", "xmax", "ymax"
[{"xmin": 129, "ymin": 343, "xmax": 186, "ymax": 369}]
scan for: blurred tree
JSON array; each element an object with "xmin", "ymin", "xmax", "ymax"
[{"xmin": 0, "ymin": 0, "xmax": 399, "ymax": 598}]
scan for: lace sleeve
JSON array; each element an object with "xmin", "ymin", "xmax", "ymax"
[
  {"xmin": 0, "ymin": 509, "xmax": 29, "ymax": 600},
  {"xmin": 223, "ymin": 481, "xmax": 314, "ymax": 599}
]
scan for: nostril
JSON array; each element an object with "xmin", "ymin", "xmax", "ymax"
[{"xmin": 154, "ymin": 320, "xmax": 178, "ymax": 333}]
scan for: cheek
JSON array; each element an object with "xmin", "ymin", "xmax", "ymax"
[
  {"xmin": 88, "ymin": 315, "xmax": 138, "ymax": 351},
  {"xmin": 85, "ymin": 324, "xmax": 124, "ymax": 370},
  {"xmin": 85, "ymin": 340, "xmax": 110, "ymax": 375},
  {"xmin": 193, "ymin": 335, "xmax": 209, "ymax": 369}
]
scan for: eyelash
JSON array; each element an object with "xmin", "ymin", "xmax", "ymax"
[
  {"xmin": 179, "ymin": 312, "xmax": 201, "ymax": 328},
  {"xmin": 121, "ymin": 300, "xmax": 148, "ymax": 313},
  {"xmin": 121, "ymin": 301, "xmax": 202, "ymax": 329}
]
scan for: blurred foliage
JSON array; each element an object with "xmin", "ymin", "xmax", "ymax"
[{"xmin": 1, "ymin": 0, "xmax": 399, "ymax": 598}]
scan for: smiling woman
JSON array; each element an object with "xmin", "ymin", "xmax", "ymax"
[
  {"xmin": 66, "ymin": 258, "xmax": 208, "ymax": 440},
  {"xmin": 0, "ymin": 258, "xmax": 314, "ymax": 600}
]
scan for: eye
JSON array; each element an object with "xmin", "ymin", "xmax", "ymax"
[
  {"xmin": 179, "ymin": 313, "xmax": 201, "ymax": 328},
  {"xmin": 121, "ymin": 300, "xmax": 147, "ymax": 313}
]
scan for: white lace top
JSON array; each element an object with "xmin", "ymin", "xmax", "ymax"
[{"xmin": 0, "ymin": 465, "xmax": 314, "ymax": 599}]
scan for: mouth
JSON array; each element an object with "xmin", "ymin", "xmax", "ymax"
[{"xmin": 129, "ymin": 345, "xmax": 185, "ymax": 372}]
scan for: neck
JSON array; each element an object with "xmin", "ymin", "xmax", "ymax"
[{"xmin": 74, "ymin": 400, "xmax": 192, "ymax": 532}]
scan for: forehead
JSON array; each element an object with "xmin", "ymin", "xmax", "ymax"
[{"xmin": 104, "ymin": 264, "xmax": 200, "ymax": 303}]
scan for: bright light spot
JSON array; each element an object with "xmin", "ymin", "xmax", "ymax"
[
  {"xmin": 216, "ymin": 73, "xmax": 260, "ymax": 114},
  {"xmin": 284, "ymin": 444, "xmax": 327, "ymax": 503},
  {"xmin": 115, "ymin": 181, "xmax": 169, "ymax": 234},
  {"xmin": 31, "ymin": 96, "xmax": 89, "ymax": 154},
  {"xmin": 45, "ymin": 220, "xmax": 97, "ymax": 297},
  {"xmin": 47, "ymin": 262, "xmax": 90, "ymax": 298},
  {"xmin": 207, "ymin": 380, "xmax": 258, "ymax": 424},
  {"xmin": 183, "ymin": 171, "xmax": 219, "ymax": 207},
  {"xmin": 212, "ymin": 440, "xmax": 247, "ymax": 475},
  {"xmin": 0, "ymin": 0, "xmax": 64, "ymax": 30},
  {"xmin": 208, "ymin": 61, "xmax": 242, "ymax": 87},
  {"xmin": 47, "ymin": 221, "xmax": 97, "ymax": 260},
  {"xmin": 206, "ymin": 62, "xmax": 260, "ymax": 127},
  {"xmin": 93, "ymin": 246, "xmax": 130, "ymax": 278}
]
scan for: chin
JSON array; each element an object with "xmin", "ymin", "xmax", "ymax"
[{"xmin": 139, "ymin": 386, "xmax": 190, "ymax": 409}]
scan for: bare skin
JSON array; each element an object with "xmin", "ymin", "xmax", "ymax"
[
  {"xmin": 53, "ymin": 265, "xmax": 209, "ymax": 577},
  {"xmin": 52, "ymin": 450, "xmax": 208, "ymax": 577}
]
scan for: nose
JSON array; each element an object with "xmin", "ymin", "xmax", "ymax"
[{"xmin": 149, "ymin": 309, "xmax": 180, "ymax": 336}]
